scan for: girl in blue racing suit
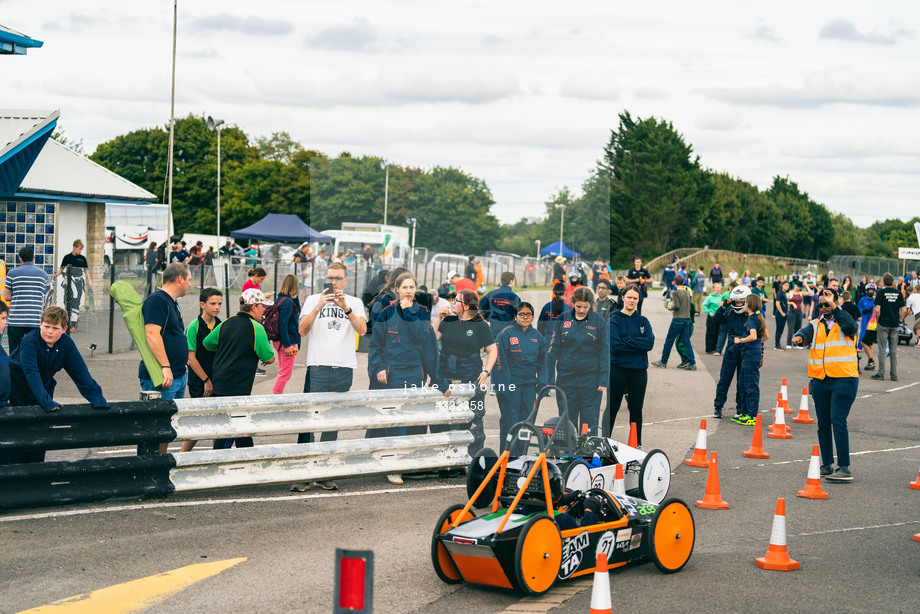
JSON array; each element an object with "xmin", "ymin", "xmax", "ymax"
[{"xmin": 493, "ymin": 302, "xmax": 546, "ymax": 453}]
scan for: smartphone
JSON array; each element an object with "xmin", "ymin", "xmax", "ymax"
[{"xmin": 323, "ymin": 282, "xmax": 334, "ymax": 294}]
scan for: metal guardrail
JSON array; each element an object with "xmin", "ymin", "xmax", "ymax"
[{"xmin": 0, "ymin": 386, "xmax": 477, "ymax": 510}]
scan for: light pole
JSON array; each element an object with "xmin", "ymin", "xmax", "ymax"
[
  {"xmin": 555, "ymin": 204, "xmax": 566, "ymax": 257},
  {"xmin": 407, "ymin": 217, "xmax": 417, "ymax": 270},
  {"xmin": 381, "ymin": 160, "xmax": 389, "ymax": 226},
  {"xmin": 206, "ymin": 116, "xmax": 225, "ymax": 244}
]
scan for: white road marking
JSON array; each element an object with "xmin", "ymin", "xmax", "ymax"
[
  {"xmin": 798, "ymin": 519, "xmax": 920, "ymax": 537},
  {"xmin": 723, "ymin": 444, "xmax": 920, "ymax": 470},
  {"xmin": 857, "ymin": 381, "xmax": 919, "ymax": 399},
  {"xmin": 0, "ymin": 484, "xmax": 465, "ymax": 524}
]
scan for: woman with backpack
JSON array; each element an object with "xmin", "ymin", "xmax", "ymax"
[{"xmin": 269, "ymin": 275, "xmax": 301, "ymax": 394}]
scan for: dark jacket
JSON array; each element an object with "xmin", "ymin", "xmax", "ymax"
[
  {"xmin": 493, "ymin": 322, "xmax": 547, "ymax": 389},
  {"xmin": 479, "ymin": 285, "xmax": 521, "ymax": 335},
  {"xmin": 203, "ymin": 312, "xmax": 275, "ymax": 396},
  {"xmin": 711, "ymin": 302, "xmax": 750, "ymax": 352},
  {"xmin": 793, "ymin": 307, "xmax": 859, "ymax": 346},
  {"xmin": 369, "ymin": 301, "xmax": 444, "ymax": 389},
  {"xmin": 538, "ymin": 299, "xmax": 572, "ymax": 336},
  {"xmin": 10, "ymin": 330, "xmax": 108, "ymax": 412},
  {"xmin": 609, "ymin": 309, "xmax": 655, "ymax": 369},
  {"xmin": 548, "ymin": 310, "xmax": 610, "ymax": 386},
  {"xmin": 277, "ymin": 295, "xmax": 302, "ymax": 349}
]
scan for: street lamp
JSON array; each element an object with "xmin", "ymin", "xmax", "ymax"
[
  {"xmin": 406, "ymin": 217, "xmax": 417, "ymax": 270},
  {"xmin": 555, "ymin": 204, "xmax": 566, "ymax": 258},
  {"xmin": 381, "ymin": 160, "xmax": 389, "ymax": 226},
  {"xmin": 206, "ymin": 115, "xmax": 225, "ymax": 243}
]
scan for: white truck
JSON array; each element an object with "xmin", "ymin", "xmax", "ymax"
[
  {"xmin": 320, "ymin": 222, "xmax": 411, "ymax": 265},
  {"xmin": 104, "ymin": 204, "xmax": 170, "ymax": 266}
]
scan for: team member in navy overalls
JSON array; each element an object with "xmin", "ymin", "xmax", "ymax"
[
  {"xmin": 365, "ymin": 267, "xmax": 409, "ymax": 390},
  {"xmin": 548, "ymin": 287, "xmax": 609, "ymax": 435},
  {"xmin": 711, "ymin": 285, "xmax": 752, "ymax": 420},
  {"xmin": 493, "ymin": 302, "xmax": 546, "ymax": 453},
  {"xmin": 733, "ymin": 294, "xmax": 767, "ymax": 425}
]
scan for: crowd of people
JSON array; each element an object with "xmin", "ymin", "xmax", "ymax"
[{"xmin": 3, "ymin": 241, "xmax": 919, "ymax": 486}]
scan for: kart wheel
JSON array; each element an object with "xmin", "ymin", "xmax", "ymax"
[
  {"xmin": 562, "ymin": 459, "xmax": 592, "ymax": 492},
  {"xmin": 638, "ymin": 449, "xmax": 671, "ymax": 504},
  {"xmin": 649, "ymin": 498, "xmax": 695, "ymax": 574},
  {"xmin": 514, "ymin": 514, "xmax": 562, "ymax": 596},
  {"xmin": 466, "ymin": 447, "xmax": 498, "ymax": 509},
  {"xmin": 506, "ymin": 421, "xmax": 546, "ymax": 457},
  {"xmin": 431, "ymin": 504, "xmax": 476, "ymax": 584}
]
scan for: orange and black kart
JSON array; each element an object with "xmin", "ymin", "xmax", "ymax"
[{"xmin": 431, "ymin": 452, "xmax": 695, "ymax": 596}]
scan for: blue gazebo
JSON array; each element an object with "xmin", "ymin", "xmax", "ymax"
[{"xmin": 540, "ymin": 241, "xmax": 579, "ymax": 258}]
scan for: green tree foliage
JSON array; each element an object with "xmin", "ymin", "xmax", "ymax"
[{"xmin": 256, "ymin": 131, "xmax": 304, "ymax": 164}]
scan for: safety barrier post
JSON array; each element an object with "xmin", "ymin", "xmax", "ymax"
[
  {"xmin": 108, "ymin": 260, "xmax": 116, "ymax": 354},
  {"xmin": 137, "ymin": 389, "xmax": 163, "ymax": 455}
]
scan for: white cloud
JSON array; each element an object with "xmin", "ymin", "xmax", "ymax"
[
  {"xmin": 695, "ymin": 111, "xmax": 744, "ymax": 131},
  {"xmin": 819, "ymin": 19, "xmax": 896, "ymax": 45},
  {"xmin": 187, "ymin": 14, "xmax": 293, "ymax": 37},
  {"xmin": 635, "ymin": 85, "xmax": 668, "ymax": 100},
  {"xmin": 750, "ymin": 24, "xmax": 779, "ymax": 42},
  {"xmin": 304, "ymin": 18, "xmax": 379, "ymax": 52},
  {"xmin": 559, "ymin": 75, "xmax": 619, "ymax": 101}
]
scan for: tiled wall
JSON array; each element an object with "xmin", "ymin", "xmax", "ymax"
[{"xmin": 1, "ymin": 200, "xmax": 57, "ymax": 274}]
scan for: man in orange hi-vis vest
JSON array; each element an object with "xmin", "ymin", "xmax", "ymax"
[{"xmin": 792, "ymin": 288, "xmax": 859, "ymax": 484}]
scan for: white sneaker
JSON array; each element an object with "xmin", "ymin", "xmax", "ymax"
[
  {"xmin": 785, "ymin": 345, "xmax": 792, "ymax": 350},
  {"xmin": 387, "ymin": 474, "xmax": 404, "ymax": 485}
]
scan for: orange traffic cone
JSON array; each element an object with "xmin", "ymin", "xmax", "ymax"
[
  {"xmin": 589, "ymin": 551, "xmax": 612, "ymax": 614},
  {"xmin": 767, "ymin": 398, "xmax": 792, "ymax": 439},
  {"xmin": 696, "ymin": 452, "xmax": 730, "ymax": 509},
  {"xmin": 581, "ymin": 423, "xmax": 590, "ymax": 436},
  {"xmin": 797, "ymin": 445, "xmax": 829, "ymax": 500},
  {"xmin": 783, "ymin": 399, "xmax": 793, "ymax": 414},
  {"xmin": 743, "ymin": 414, "xmax": 770, "ymax": 459},
  {"xmin": 914, "ymin": 533, "xmax": 920, "ymax": 543},
  {"xmin": 612, "ymin": 463, "xmax": 625, "ymax": 495},
  {"xmin": 628, "ymin": 422, "xmax": 638, "ymax": 448},
  {"xmin": 909, "ymin": 468, "xmax": 920, "ymax": 490},
  {"xmin": 684, "ymin": 419, "xmax": 709, "ymax": 467},
  {"xmin": 792, "ymin": 387, "xmax": 815, "ymax": 424},
  {"xmin": 755, "ymin": 498, "xmax": 800, "ymax": 571}
]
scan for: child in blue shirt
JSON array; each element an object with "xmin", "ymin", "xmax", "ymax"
[{"xmin": 732, "ymin": 295, "xmax": 768, "ymax": 425}]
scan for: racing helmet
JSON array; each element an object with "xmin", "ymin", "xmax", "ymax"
[
  {"xmin": 513, "ymin": 459, "xmax": 564, "ymax": 504},
  {"xmin": 729, "ymin": 285, "xmax": 752, "ymax": 313}
]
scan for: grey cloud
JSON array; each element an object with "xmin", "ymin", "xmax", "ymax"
[
  {"xmin": 482, "ymin": 34, "xmax": 507, "ymax": 46},
  {"xmin": 188, "ymin": 14, "xmax": 293, "ymax": 37},
  {"xmin": 750, "ymin": 25, "xmax": 779, "ymax": 42},
  {"xmin": 695, "ymin": 112, "xmax": 743, "ymax": 131},
  {"xmin": 704, "ymin": 68, "xmax": 920, "ymax": 108},
  {"xmin": 635, "ymin": 85, "xmax": 668, "ymax": 100},
  {"xmin": 305, "ymin": 18, "xmax": 378, "ymax": 52},
  {"xmin": 819, "ymin": 19, "xmax": 895, "ymax": 45},
  {"xmin": 381, "ymin": 67, "xmax": 519, "ymax": 104}
]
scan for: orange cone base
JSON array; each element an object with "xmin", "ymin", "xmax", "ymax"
[
  {"xmin": 910, "ymin": 477, "xmax": 920, "ymax": 490},
  {"xmin": 696, "ymin": 495, "xmax": 730, "ymax": 510},
  {"xmin": 767, "ymin": 422, "xmax": 792, "ymax": 434},
  {"xmin": 914, "ymin": 533, "xmax": 920, "ymax": 543},
  {"xmin": 767, "ymin": 429, "xmax": 792, "ymax": 440},
  {"xmin": 792, "ymin": 412, "xmax": 815, "ymax": 424},
  {"xmin": 755, "ymin": 546, "xmax": 800, "ymax": 571},
  {"xmin": 743, "ymin": 448, "xmax": 770, "ymax": 459},
  {"xmin": 797, "ymin": 479, "xmax": 829, "ymax": 500},
  {"xmin": 684, "ymin": 450, "xmax": 709, "ymax": 468}
]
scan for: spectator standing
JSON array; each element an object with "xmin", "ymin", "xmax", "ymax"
[
  {"xmin": 243, "ymin": 267, "xmax": 273, "ymax": 298},
  {"xmin": 625, "ymin": 257, "xmax": 652, "ymax": 315},
  {"xmin": 474, "ymin": 260, "xmax": 484, "ymax": 293},
  {"xmin": 872, "ymin": 273, "xmax": 906, "ymax": 381},
  {"xmin": 563, "ymin": 269, "xmax": 583, "ymax": 306},
  {"xmin": 361, "ymin": 244, "xmax": 374, "ymax": 262},
  {"xmin": 493, "ymin": 303, "xmax": 545, "ymax": 453},
  {"xmin": 785, "ymin": 285, "xmax": 804, "ymax": 349},
  {"xmin": 464, "ymin": 255, "xmax": 477, "ymax": 281},
  {"xmin": 143, "ymin": 242, "xmax": 159, "ymax": 297},
  {"xmin": 271, "ymin": 275, "xmax": 302, "ymax": 395},
  {"xmin": 6, "ymin": 307, "xmax": 108, "ymax": 463},
  {"xmin": 905, "ymin": 285, "xmax": 920, "ymax": 343},
  {"xmin": 204, "ymin": 288, "xmax": 276, "ymax": 449},
  {"xmin": 188, "ymin": 241, "xmax": 203, "ymax": 268},
  {"xmin": 773, "ymin": 280, "xmax": 789, "ymax": 351},
  {"xmin": 732, "ymin": 295, "xmax": 767, "ymax": 425},
  {"xmin": 548, "ymin": 287, "xmax": 609, "ymax": 435},
  {"xmin": 4, "ymin": 247, "xmax": 48, "ymax": 354},
  {"xmin": 525, "ymin": 260, "xmax": 536, "ymax": 287},
  {"xmin": 792, "ymin": 289, "xmax": 859, "ymax": 482},
  {"xmin": 662, "ymin": 258, "xmax": 676, "ymax": 299},
  {"xmin": 314, "ymin": 249, "xmax": 329, "ymax": 284},
  {"xmin": 741, "ymin": 270, "xmax": 752, "ymax": 286},
  {"xmin": 593, "ymin": 279, "xmax": 616, "ymax": 319},
  {"xmin": 181, "ymin": 288, "xmax": 223, "ymax": 452},
  {"xmin": 604, "ymin": 285, "xmax": 654, "ymax": 444},
  {"xmin": 728, "ymin": 267, "xmax": 739, "ymax": 283},
  {"xmin": 538, "ymin": 282, "xmax": 571, "ymax": 385},
  {"xmin": 58, "ymin": 239, "xmax": 93, "ymax": 331},
  {"xmin": 709, "ymin": 263, "xmax": 724, "ymax": 285},
  {"xmin": 552, "ymin": 256, "xmax": 566, "ymax": 287},
  {"xmin": 859, "ymin": 285, "xmax": 878, "ymax": 370},
  {"xmin": 652, "ymin": 274, "xmax": 697, "ymax": 370},
  {"xmin": 691, "ymin": 266, "xmax": 707, "ymax": 314},
  {"xmin": 840, "ymin": 291, "xmax": 861, "ymax": 338},
  {"xmin": 479, "ymin": 272, "xmax": 521, "ymax": 337},
  {"xmin": 702, "ymin": 282, "xmax": 724, "ymax": 354}
]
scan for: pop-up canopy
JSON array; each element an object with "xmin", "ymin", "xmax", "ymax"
[{"xmin": 230, "ymin": 213, "xmax": 332, "ymax": 243}]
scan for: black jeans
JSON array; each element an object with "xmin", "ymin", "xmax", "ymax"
[
  {"xmin": 604, "ymin": 365, "xmax": 648, "ymax": 445},
  {"xmin": 774, "ymin": 315, "xmax": 787, "ymax": 349},
  {"xmin": 298, "ymin": 366, "xmax": 353, "ymax": 443}
]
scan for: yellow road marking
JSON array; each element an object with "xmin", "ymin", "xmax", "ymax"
[{"xmin": 17, "ymin": 557, "xmax": 247, "ymax": 614}]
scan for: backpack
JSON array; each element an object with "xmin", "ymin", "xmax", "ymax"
[{"xmin": 261, "ymin": 297, "xmax": 287, "ymax": 341}]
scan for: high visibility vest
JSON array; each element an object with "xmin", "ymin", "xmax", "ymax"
[{"xmin": 807, "ymin": 318, "xmax": 858, "ymax": 379}]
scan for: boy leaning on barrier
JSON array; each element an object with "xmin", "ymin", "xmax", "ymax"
[{"xmin": 3, "ymin": 306, "xmax": 109, "ymax": 464}]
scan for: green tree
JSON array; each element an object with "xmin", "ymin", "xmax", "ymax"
[{"xmin": 256, "ymin": 131, "xmax": 304, "ymax": 164}]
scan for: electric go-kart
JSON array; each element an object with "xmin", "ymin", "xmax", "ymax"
[
  {"xmin": 432, "ymin": 452, "xmax": 694, "ymax": 596},
  {"xmin": 472, "ymin": 385, "xmax": 672, "ymax": 504}
]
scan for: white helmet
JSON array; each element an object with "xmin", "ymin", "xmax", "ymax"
[{"xmin": 729, "ymin": 285, "xmax": 751, "ymax": 313}]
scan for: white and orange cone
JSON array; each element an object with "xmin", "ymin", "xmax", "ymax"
[
  {"xmin": 797, "ymin": 445, "xmax": 829, "ymax": 500},
  {"xmin": 684, "ymin": 419, "xmax": 709, "ymax": 467},
  {"xmin": 780, "ymin": 377, "xmax": 788, "ymax": 405},
  {"xmin": 767, "ymin": 397, "xmax": 792, "ymax": 439},
  {"xmin": 589, "ymin": 551, "xmax": 612, "ymax": 614},
  {"xmin": 910, "ymin": 467, "xmax": 920, "ymax": 490},
  {"xmin": 755, "ymin": 498, "xmax": 800, "ymax": 571},
  {"xmin": 612, "ymin": 463, "xmax": 626, "ymax": 495},
  {"xmin": 783, "ymin": 398, "xmax": 794, "ymax": 414},
  {"xmin": 792, "ymin": 387, "xmax": 815, "ymax": 424},
  {"xmin": 696, "ymin": 452, "xmax": 730, "ymax": 510},
  {"xmin": 743, "ymin": 414, "xmax": 770, "ymax": 459}
]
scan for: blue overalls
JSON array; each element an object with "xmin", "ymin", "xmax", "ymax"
[
  {"xmin": 712, "ymin": 304, "xmax": 750, "ymax": 413},
  {"xmin": 365, "ymin": 291, "xmax": 395, "ymax": 390},
  {"xmin": 738, "ymin": 315, "xmax": 764, "ymax": 417},
  {"xmin": 493, "ymin": 322, "xmax": 547, "ymax": 452},
  {"xmin": 537, "ymin": 300, "xmax": 572, "ymax": 385},
  {"xmin": 367, "ymin": 301, "xmax": 442, "ymax": 437},
  {"xmin": 548, "ymin": 310, "xmax": 610, "ymax": 435}
]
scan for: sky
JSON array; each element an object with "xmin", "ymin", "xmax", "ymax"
[{"xmin": 4, "ymin": 1, "xmax": 919, "ymax": 228}]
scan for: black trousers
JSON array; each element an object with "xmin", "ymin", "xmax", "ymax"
[
  {"xmin": 705, "ymin": 315, "xmax": 720, "ymax": 353},
  {"xmin": 603, "ymin": 365, "xmax": 648, "ymax": 445}
]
